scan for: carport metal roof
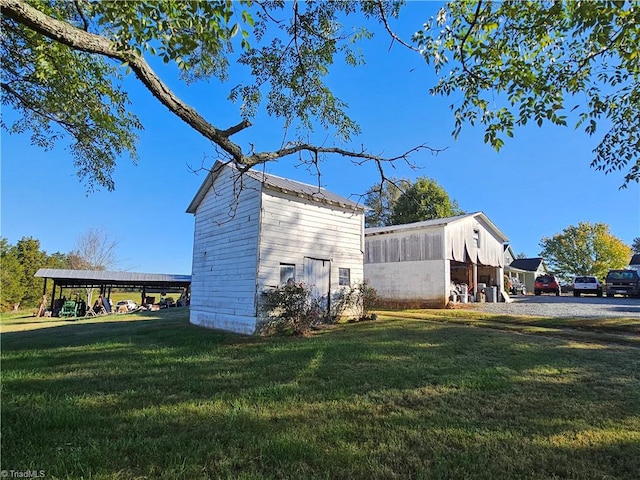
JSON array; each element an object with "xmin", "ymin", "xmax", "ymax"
[{"xmin": 35, "ymin": 268, "xmax": 191, "ymax": 290}]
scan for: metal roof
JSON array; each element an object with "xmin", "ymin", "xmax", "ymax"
[
  {"xmin": 243, "ymin": 168, "xmax": 364, "ymax": 210},
  {"xmin": 365, "ymin": 212, "xmax": 509, "ymax": 242},
  {"xmin": 187, "ymin": 161, "xmax": 364, "ymax": 213},
  {"xmin": 35, "ymin": 269, "xmax": 191, "ymax": 289},
  {"xmin": 365, "ymin": 213, "xmax": 468, "ymax": 235}
]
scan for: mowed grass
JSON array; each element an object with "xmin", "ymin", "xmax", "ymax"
[
  {"xmin": 1, "ymin": 309, "xmax": 639, "ymax": 479},
  {"xmin": 379, "ymin": 308, "xmax": 640, "ymax": 347}
]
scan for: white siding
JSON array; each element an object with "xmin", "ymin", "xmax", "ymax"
[
  {"xmin": 364, "ymin": 259, "xmax": 447, "ymax": 306},
  {"xmin": 189, "ymin": 168, "xmax": 365, "ymax": 332},
  {"xmin": 257, "ymin": 189, "xmax": 364, "ymax": 299},
  {"xmin": 447, "ymin": 217, "xmax": 504, "ymax": 266},
  {"xmin": 504, "ymin": 248, "xmax": 516, "ymax": 266},
  {"xmin": 189, "ymin": 168, "xmax": 262, "ymax": 333},
  {"xmin": 365, "ymin": 230, "xmax": 444, "ymax": 263}
]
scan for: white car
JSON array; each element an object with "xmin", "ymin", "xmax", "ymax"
[
  {"xmin": 572, "ymin": 276, "xmax": 603, "ymax": 297},
  {"xmin": 116, "ymin": 300, "xmax": 138, "ymax": 312}
]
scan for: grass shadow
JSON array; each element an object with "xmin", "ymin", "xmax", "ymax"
[{"xmin": 2, "ymin": 311, "xmax": 639, "ymax": 479}]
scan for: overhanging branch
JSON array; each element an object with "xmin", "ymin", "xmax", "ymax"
[
  {"xmin": 2, "ymin": 0, "xmax": 442, "ymax": 179},
  {"xmin": 1, "ymin": 0, "xmax": 244, "ymax": 160},
  {"xmin": 375, "ymin": 0, "xmax": 419, "ymax": 52},
  {"xmin": 244, "ymin": 142, "xmax": 445, "ymax": 172}
]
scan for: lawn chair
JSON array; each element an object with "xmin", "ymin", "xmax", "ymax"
[{"xmin": 59, "ymin": 300, "xmax": 78, "ymax": 318}]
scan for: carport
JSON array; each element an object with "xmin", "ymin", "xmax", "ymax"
[{"xmin": 34, "ymin": 268, "xmax": 191, "ymax": 312}]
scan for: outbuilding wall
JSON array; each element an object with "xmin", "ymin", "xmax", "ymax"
[
  {"xmin": 189, "ymin": 166, "xmax": 365, "ymax": 333},
  {"xmin": 189, "ymin": 168, "xmax": 262, "ymax": 334},
  {"xmin": 257, "ymin": 189, "xmax": 364, "ymax": 318},
  {"xmin": 365, "ymin": 228, "xmax": 448, "ymax": 307},
  {"xmin": 364, "ymin": 259, "xmax": 448, "ymax": 308}
]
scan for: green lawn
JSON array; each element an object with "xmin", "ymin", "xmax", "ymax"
[{"xmin": 1, "ymin": 309, "xmax": 639, "ymax": 479}]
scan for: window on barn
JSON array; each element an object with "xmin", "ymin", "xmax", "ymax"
[
  {"xmin": 339, "ymin": 268, "xmax": 351, "ymax": 286},
  {"xmin": 473, "ymin": 228, "xmax": 481, "ymax": 248},
  {"xmin": 280, "ymin": 264, "xmax": 295, "ymax": 285}
]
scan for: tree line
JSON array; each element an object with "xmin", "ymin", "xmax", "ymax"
[{"xmin": 1, "ymin": 228, "xmax": 118, "ymax": 311}]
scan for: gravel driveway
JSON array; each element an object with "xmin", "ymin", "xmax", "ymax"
[{"xmin": 468, "ymin": 294, "xmax": 640, "ymax": 318}]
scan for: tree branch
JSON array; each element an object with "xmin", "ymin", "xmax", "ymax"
[
  {"xmin": 219, "ymin": 119, "xmax": 252, "ymax": 137},
  {"xmin": 375, "ymin": 1, "xmax": 419, "ymax": 52},
  {"xmin": 245, "ymin": 142, "xmax": 445, "ymax": 170},
  {"xmin": 73, "ymin": 0, "xmax": 89, "ymax": 32},
  {"xmin": 1, "ymin": 81, "xmax": 79, "ymax": 130},
  {"xmin": 456, "ymin": 0, "xmax": 484, "ymax": 80},
  {"xmin": 2, "ymin": 0, "xmax": 440, "ymax": 180},
  {"xmin": 0, "ymin": 0, "xmax": 244, "ymax": 161}
]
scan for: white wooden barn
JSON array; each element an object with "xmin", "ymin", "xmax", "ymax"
[
  {"xmin": 186, "ymin": 161, "xmax": 365, "ymax": 334},
  {"xmin": 364, "ymin": 212, "xmax": 508, "ymax": 308}
]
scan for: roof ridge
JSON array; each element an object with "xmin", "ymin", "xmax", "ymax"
[{"xmin": 243, "ymin": 167, "xmax": 329, "ymax": 192}]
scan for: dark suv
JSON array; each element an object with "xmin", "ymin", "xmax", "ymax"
[
  {"xmin": 605, "ymin": 270, "xmax": 640, "ymax": 298},
  {"xmin": 534, "ymin": 275, "xmax": 561, "ymax": 296}
]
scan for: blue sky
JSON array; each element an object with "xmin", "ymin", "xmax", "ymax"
[{"xmin": 2, "ymin": 2, "xmax": 639, "ymax": 275}]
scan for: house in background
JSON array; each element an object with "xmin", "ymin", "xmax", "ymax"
[
  {"xmin": 364, "ymin": 212, "xmax": 508, "ymax": 308},
  {"xmin": 186, "ymin": 161, "xmax": 365, "ymax": 334},
  {"xmin": 504, "ymin": 245, "xmax": 517, "ymax": 267},
  {"xmin": 507, "ymin": 257, "xmax": 548, "ymax": 294},
  {"xmin": 504, "ymin": 246, "xmax": 532, "ymax": 290}
]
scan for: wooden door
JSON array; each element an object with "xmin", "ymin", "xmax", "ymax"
[{"xmin": 304, "ymin": 257, "xmax": 331, "ymax": 312}]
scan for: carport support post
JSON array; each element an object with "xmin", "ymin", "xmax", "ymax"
[
  {"xmin": 50, "ymin": 283, "xmax": 56, "ymax": 310},
  {"xmin": 41, "ymin": 278, "xmax": 48, "ymax": 312},
  {"xmin": 473, "ymin": 263, "xmax": 478, "ymax": 300}
]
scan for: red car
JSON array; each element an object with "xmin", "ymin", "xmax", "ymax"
[{"xmin": 534, "ymin": 275, "xmax": 561, "ymax": 296}]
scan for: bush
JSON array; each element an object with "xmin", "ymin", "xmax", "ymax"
[
  {"xmin": 349, "ymin": 280, "xmax": 378, "ymax": 320},
  {"xmin": 360, "ymin": 280, "xmax": 378, "ymax": 318},
  {"xmin": 328, "ymin": 287, "xmax": 353, "ymax": 323},
  {"xmin": 259, "ymin": 282, "xmax": 319, "ymax": 336},
  {"xmin": 258, "ymin": 281, "xmax": 379, "ymax": 336},
  {"xmin": 330, "ymin": 281, "xmax": 379, "ymax": 323}
]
